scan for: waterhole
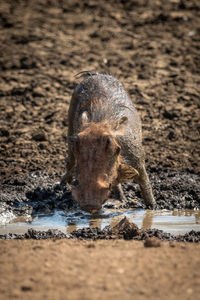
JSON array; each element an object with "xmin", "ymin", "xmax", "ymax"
[{"xmin": 0, "ymin": 206, "xmax": 199, "ymax": 236}]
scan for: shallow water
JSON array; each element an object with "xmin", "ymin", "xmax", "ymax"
[{"xmin": 0, "ymin": 207, "xmax": 200, "ymax": 236}]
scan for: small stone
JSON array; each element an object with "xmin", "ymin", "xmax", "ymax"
[
  {"xmin": 111, "ymin": 217, "xmax": 140, "ymax": 240},
  {"xmin": 86, "ymin": 243, "xmax": 95, "ymax": 248},
  {"xmin": 21, "ymin": 285, "xmax": 32, "ymax": 291},
  {"xmin": 33, "ymin": 87, "xmax": 45, "ymax": 97},
  {"xmin": 188, "ymin": 31, "xmax": 195, "ymax": 37},
  {"xmin": 144, "ymin": 237, "xmax": 161, "ymax": 248},
  {"xmin": 169, "ymin": 242, "xmax": 176, "ymax": 247},
  {"xmin": 32, "ymin": 130, "xmax": 47, "ymax": 142}
]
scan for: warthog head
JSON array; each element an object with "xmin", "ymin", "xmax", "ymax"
[{"xmin": 71, "ymin": 113, "xmax": 138, "ymax": 213}]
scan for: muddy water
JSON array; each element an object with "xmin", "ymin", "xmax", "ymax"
[{"xmin": 0, "ymin": 207, "xmax": 200, "ymax": 236}]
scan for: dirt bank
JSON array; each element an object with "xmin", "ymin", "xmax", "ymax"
[{"xmin": 0, "ymin": 239, "xmax": 200, "ymax": 300}]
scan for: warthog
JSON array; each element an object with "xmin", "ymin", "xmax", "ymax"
[{"xmin": 62, "ymin": 72, "xmax": 155, "ymax": 212}]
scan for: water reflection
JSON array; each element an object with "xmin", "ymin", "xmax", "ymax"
[
  {"xmin": 141, "ymin": 210, "xmax": 154, "ymax": 230},
  {"xmin": 0, "ymin": 208, "xmax": 200, "ymax": 236}
]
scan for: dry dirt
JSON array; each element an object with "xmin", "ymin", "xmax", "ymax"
[
  {"xmin": 0, "ymin": 0, "xmax": 200, "ymax": 299},
  {"xmin": 0, "ymin": 0, "xmax": 199, "ymax": 180},
  {"xmin": 0, "ymin": 239, "xmax": 200, "ymax": 300}
]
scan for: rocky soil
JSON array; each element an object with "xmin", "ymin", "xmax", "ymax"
[{"xmin": 0, "ymin": 0, "xmax": 199, "ymax": 221}]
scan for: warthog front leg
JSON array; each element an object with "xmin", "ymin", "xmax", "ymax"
[
  {"xmin": 134, "ymin": 164, "xmax": 155, "ymax": 207},
  {"xmin": 112, "ymin": 184, "xmax": 127, "ymax": 202}
]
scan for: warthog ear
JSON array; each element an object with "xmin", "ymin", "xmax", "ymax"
[
  {"xmin": 112, "ymin": 116, "xmax": 128, "ymax": 136},
  {"xmin": 81, "ymin": 111, "xmax": 89, "ymax": 126},
  {"xmin": 118, "ymin": 164, "xmax": 139, "ymax": 183}
]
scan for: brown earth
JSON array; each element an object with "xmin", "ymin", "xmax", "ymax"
[
  {"xmin": 0, "ymin": 0, "xmax": 199, "ymax": 180},
  {"xmin": 0, "ymin": 0, "xmax": 200, "ymax": 299},
  {"xmin": 0, "ymin": 239, "xmax": 200, "ymax": 300}
]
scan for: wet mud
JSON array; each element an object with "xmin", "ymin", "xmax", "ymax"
[
  {"xmin": 0, "ymin": 0, "xmax": 200, "ymax": 241},
  {"xmin": 1, "ymin": 169, "xmax": 199, "ymax": 218},
  {"xmin": 1, "ymin": 216, "xmax": 200, "ymax": 243},
  {"xmin": 0, "ymin": 169, "xmax": 199, "ymax": 236}
]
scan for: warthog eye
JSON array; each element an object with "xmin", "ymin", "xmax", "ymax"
[
  {"xmin": 72, "ymin": 135, "xmax": 79, "ymax": 152},
  {"xmin": 105, "ymin": 136, "xmax": 112, "ymax": 151},
  {"xmin": 115, "ymin": 146, "xmax": 121, "ymax": 155}
]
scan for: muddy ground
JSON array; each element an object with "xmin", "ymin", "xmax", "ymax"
[
  {"xmin": 0, "ymin": 0, "xmax": 200, "ymax": 299},
  {"xmin": 0, "ymin": 0, "xmax": 200, "ymax": 218}
]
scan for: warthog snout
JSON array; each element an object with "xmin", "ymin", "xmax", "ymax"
[
  {"xmin": 79, "ymin": 205, "xmax": 101, "ymax": 214},
  {"xmin": 72, "ymin": 179, "xmax": 110, "ymax": 213},
  {"xmin": 70, "ymin": 117, "xmax": 129, "ymax": 213},
  {"xmin": 70, "ymin": 115, "xmax": 140, "ymax": 213}
]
